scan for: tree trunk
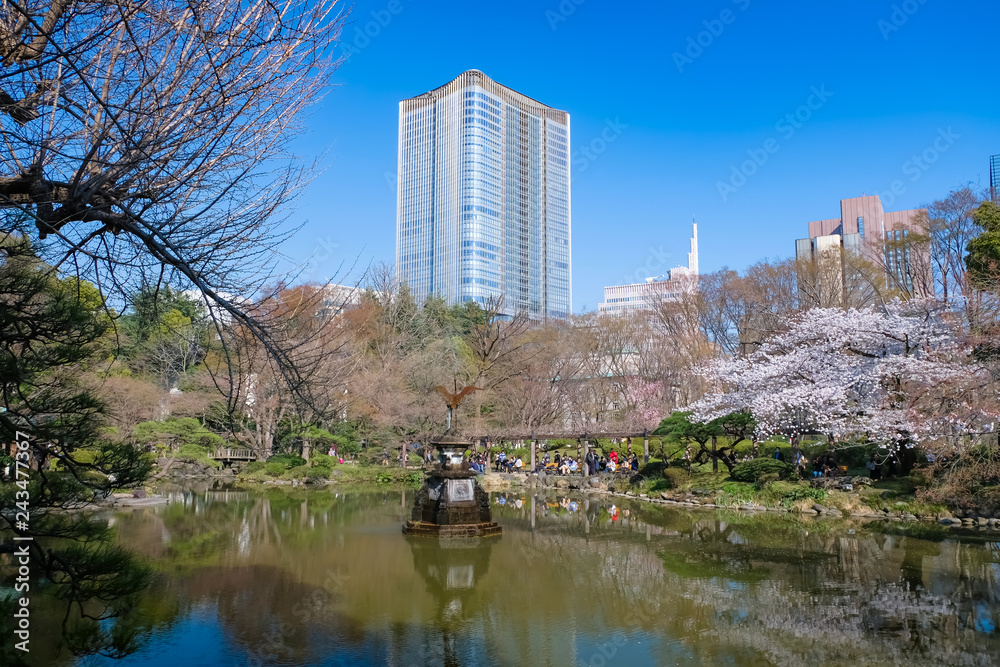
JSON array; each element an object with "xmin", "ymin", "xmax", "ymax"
[
  {"xmin": 711, "ymin": 436, "xmax": 718, "ymax": 473},
  {"xmin": 791, "ymin": 435, "xmax": 800, "ymax": 477}
]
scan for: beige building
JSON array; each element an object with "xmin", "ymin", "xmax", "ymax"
[{"xmin": 795, "ymin": 195, "xmax": 931, "ymax": 303}]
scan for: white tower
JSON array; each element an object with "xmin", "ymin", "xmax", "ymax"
[{"xmin": 687, "ymin": 219, "xmax": 699, "ymax": 275}]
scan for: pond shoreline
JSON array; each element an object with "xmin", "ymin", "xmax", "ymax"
[
  {"xmin": 482, "ymin": 471, "xmax": 1000, "ymax": 530},
  {"xmin": 144, "ymin": 458, "xmax": 1000, "ymax": 531}
]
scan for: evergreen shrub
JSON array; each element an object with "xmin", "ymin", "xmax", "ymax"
[{"xmin": 731, "ymin": 458, "xmax": 795, "ymax": 483}]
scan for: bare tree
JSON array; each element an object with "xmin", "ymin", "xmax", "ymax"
[
  {"xmin": 97, "ymin": 375, "xmax": 165, "ymax": 437},
  {"xmin": 2, "ymin": 0, "xmax": 346, "ymax": 393},
  {"xmin": 466, "ymin": 294, "xmax": 532, "ymax": 387},
  {"xmin": 228, "ymin": 283, "xmax": 357, "ymax": 456},
  {"xmin": 921, "ymin": 187, "xmax": 986, "ymax": 305},
  {"xmin": 464, "ymin": 294, "xmax": 533, "ymax": 431},
  {"xmin": 491, "ymin": 322, "xmax": 585, "ymax": 434}
]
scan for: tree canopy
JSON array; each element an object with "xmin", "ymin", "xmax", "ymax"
[
  {"xmin": 0, "ymin": 232, "xmax": 153, "ymax": 659},
  {"xmin": 966, "ymin": 200, "xmax": 1000, "ymax": 292},
  {"xmin": 687, "ymin": 301, "xmax": 988, "ymax": 449}
]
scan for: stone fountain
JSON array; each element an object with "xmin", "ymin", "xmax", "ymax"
[
  {"xmin": 402, "ymin": 435, "xmax": 501, "ymax": 537},
  {"xmin": 403, "ymin": 382, "xmax": 501, "ymax": 538}
]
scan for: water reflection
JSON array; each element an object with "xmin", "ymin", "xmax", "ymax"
[
  {"xmin": 406, "ymin": 537, "xmax": 497, "ymax": 667},
  {"xmin": 55, "ymin": 487, "xmax": 1000, "ymax": 666}
]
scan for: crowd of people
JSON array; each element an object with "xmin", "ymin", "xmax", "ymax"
[
  {"xmin": 486, "ymin": 448, "xmax": 642, "ymax": 476},
  {"xmin": 408, "ymin": 438, "xmax": 897, "ymax": 482},
  {"xmin": 407, "ymin": 435, "xmax": 901, "ymax": 482}
]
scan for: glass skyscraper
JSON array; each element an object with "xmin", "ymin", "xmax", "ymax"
[
  {"xmin": 396, "ymin": 70, "xmax": 571, "ymax": 319},
  {"xmin": 991, "ymin": 154, "xmax": 999, "ymax": 203}
]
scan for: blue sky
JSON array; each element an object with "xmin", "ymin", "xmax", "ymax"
[{"xmin": 281, "ymin": 0, "xmax": 1000, "ymax": 313}]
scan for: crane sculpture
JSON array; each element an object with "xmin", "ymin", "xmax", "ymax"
[{"xmin": 433, "ymin": 379, "xmax": 483, "ymax": 433}]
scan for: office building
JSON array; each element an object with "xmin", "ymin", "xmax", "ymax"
[
  {"xmin": 395, "ymin": 70, "xmax": 571, "ymax": 319},
  {"xmin": 991, "ymin": 154, "xmax": 999, "ymax": 203},
  {"xmin": 794, "ymin": 194, "xmax": 931, "ymax": 302},
  {"xmin": 598, "ymin": 223, "xmax": 698, "ymax": 316}
]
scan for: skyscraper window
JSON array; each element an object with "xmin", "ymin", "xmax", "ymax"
[{"xmin": 395, "ymin": 71, "xmax": 571, "ymax": 318}]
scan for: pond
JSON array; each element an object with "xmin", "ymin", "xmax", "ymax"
[{"xmin": 42, "ymin": 484, "xmax": 1000, "ymax": 666}]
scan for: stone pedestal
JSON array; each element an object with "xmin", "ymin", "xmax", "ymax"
[{"xmin": 403, "ymin": 435, "xmax": 501, "ymax": 538}]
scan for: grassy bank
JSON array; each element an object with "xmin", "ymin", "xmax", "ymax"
[
  {"xmin": 236, "ymin": 456, "xmax": 424, "ymax": 487},
  {"xmin": 610, "ymin": 461, "xmax": 949, "ymax": 517}
]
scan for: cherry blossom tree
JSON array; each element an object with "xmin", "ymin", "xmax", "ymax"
[
  {"xmin": 623, "ymin": 377, "xmax": 663, "ymax": 430},
  {"xmin": 686, "ymin": 300, "xmax": 994, "ymax": 451}
]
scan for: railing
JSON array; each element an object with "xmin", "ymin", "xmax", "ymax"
[
  {"xmin": 211, "ymin": 448, "xmax": 258, "ymax": 461},
  {"xmin": 203, "ymin": 490, "xmax": 250, "ymax": 502}
]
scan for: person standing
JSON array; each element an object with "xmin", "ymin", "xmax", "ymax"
[
  {"xmin": 794, "ymin": 451, "xmax": 807, "ymax": 478},
  {"xmin": 867, "ymin": 454, "xmax": 881, "ymax": 481}
]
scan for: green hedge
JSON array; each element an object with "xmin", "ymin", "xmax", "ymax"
[
  {"xmin": 662, "ymin": 467, "xmax": 689, "ymax": 489},
  {"xmin": 265, "ymin": 461, "xmax": 287, "ymax": 476},
  {"xmin": 730, "ymin": 459, "xmax": 795, "ymax": 483},
  {"xmin": 175, "ymin": 443, "xmax": 221, "ymax": 468},
  {"xmin": 267, "ymin": 453, "xmax": 306, "ymax": 468}
]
